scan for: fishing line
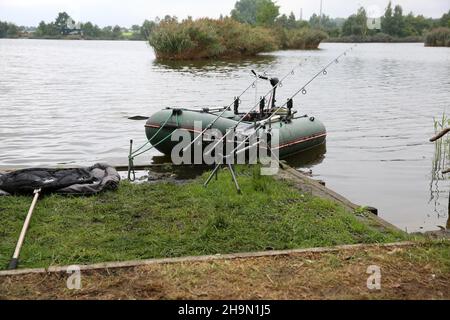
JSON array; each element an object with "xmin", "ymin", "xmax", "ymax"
[
  {"xmin": 199, "ymin": 58, "xmax": 309, "ymax": 154},
  {"xmin": 254, "ymin": 73, "xmax": 258, "ymax": 107},
  {"xmin": 219, "ymin": 44, "xmax": 357, "ymax": 163},
  {"xmin": 182, "ymin": 65, "xmax": 275, "ymax": 153}
]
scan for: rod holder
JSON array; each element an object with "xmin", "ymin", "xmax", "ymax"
[
  {"xmin": 234, "ymin": 97, "xmax": 239, "ymax": 115},
  {"xmin": 259, "ymin": 97, "xmax": 265, "ymax": 118},
  {"xmin": 287, "ymin": 98, "xmax": 293, "ymax": 118},
  {"xmin": 127, "ymin": 139, "xmax": 135, "ymax": 181}
]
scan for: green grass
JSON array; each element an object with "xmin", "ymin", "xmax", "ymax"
[
  {"xmin": 0, "ymin": 167, "xmax": 406, "ymax": 270},
  {"xmin": 403, "ymin": 239, "xmax": 450, "ymax": 273}
]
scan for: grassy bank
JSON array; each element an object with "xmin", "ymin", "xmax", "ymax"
[
  {"xmin": 149, "ymin": 18, "xmax": 327, "ymax": 60},
  {"xmin": 0, "ymin": 167, "xmax": 405, "ymax": 270},
  {"xmin": 425, "ymin": 27, "xmax": 450, "ymax": 47}
]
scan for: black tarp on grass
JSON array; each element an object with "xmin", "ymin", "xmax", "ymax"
[{"xmin": 0, "ymin": 163, "xmax": 120, "ymax": 196}]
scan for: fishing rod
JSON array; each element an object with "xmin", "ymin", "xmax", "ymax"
[
  {"xmin": 205, "ymin": 45, "xmax": 357, "ymax": 178},
  {"xmin": 193, "ymin": 58, "xmax": 309, "ymax": 154},
  {"xmin": 229, "ymin": 45, "xmax": 356, "ymax": 156},
  {"xmin": 179, "ymin": 66, "xmax": 273, "ymax": 151},
  {"xmin": 128, "ymin": 66, "xmax": 271, "ymax": 121},
  {"xmin": 127, "ymin": 66, "xmax": 272, "ymax": 178}
]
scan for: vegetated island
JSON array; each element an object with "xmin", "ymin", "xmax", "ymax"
[{"xmin": 148, "ymin": 17, "xmax": 326, "ymax": 60}]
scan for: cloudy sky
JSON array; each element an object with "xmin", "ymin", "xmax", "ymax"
[{"xmin": 0, "ymin": 0, "xmax": 449, "ymax": 27}]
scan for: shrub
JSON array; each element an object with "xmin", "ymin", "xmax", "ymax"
[
  {"xmin": 425, "ymin": 27, "xmax": 450, "ymax": 47},
  {"xmin": 370, "ymin": 32, "xmax": 394, "ymax": 42},
  {"xmin": 149, "ymin": 18, "xmax": 278, "ymax": 60},
  {"xmin": 279, "ymin": 28, "xmax": 327, "ymax": 49},
  {"xmin": 215, "ymin": 18, "xmax": 278, "ymax": 56},
  {"xmin": 149, "ymin": 18, "xmax": 327, "ymax": 60},
  {"xmin": 302, "ymin": 29, "xmax": 328, "ymax": 49}
]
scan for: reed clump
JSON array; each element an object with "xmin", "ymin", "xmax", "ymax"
[
  {"xmin": 281, "ymin": 28, "xmax": 328, "ymax": 49},
  {"xmin": 149, "ymin": 18, "xmax": 327, "ymax": 60},
  {"xmin": 425, "ymin": 27, "xmax": 450, "ymax": 47}
]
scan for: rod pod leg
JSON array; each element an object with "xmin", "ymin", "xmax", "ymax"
[
  {"xmin": 204, "ymin": 158, "xmax": 241, "ymax": 194},
  {"xmin": 204, "ymin": 163, "xmax": 222, "ymax": 187},
  {"xmin": 227, "ymin": 163, "xmax": 241, "ymax": 194}
]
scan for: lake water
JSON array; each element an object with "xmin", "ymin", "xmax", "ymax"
[{"xmin": 1, "ymin": 39, "xmax": 449, "ymax": 232}]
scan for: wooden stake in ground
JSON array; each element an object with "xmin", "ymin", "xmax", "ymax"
[{"xmin": 8, "ymin": 188, "xmax": 41, "ymax": 270}]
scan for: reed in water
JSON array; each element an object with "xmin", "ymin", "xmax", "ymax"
[{"xmin": 431, "ymin": 113, "xmax": 450, "ymax": 229}]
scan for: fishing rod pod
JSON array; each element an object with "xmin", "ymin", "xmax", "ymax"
[{"xmin": 205, "ymin": 44, "xmax": 357, "ymax": 186}]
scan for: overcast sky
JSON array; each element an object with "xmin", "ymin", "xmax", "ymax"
[{"xmin": 1, "ymin": 0, "xmax": 449, "ymax": 27}]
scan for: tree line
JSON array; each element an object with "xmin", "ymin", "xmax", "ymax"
[
  {"xmin": 229, "ymin": 0, "xmax": 449, "ymax": 39},
  {"xmin": 1, "ymin": 0, "xmax": 449, "ymax": 43},
  {"xmin": 330, "ymin": 2, "xmax": 449, "ymax": 40},
  {"xmin": 0, "ymin": 12, "xmax": 155, "ymax": 40}
]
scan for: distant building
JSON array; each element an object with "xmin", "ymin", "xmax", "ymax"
[
  {"xmin": 367, "ymin": 17, "xmax": 381, "ymax": 30},
  {"xmin": 63, "ymin": 18, "xmax": 83, "ymax": 35},
  {"xmin": 367, "ymin": 5, "xmax": 382, "ymax": 30},
  {"xmin": 62, "ymin": 27, "xmax": 83, "ymax": 36}
]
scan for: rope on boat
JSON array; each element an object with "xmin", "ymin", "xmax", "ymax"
[{"xmin": 128, "ymin": 112, "xmax": 179, "ymax": 181}]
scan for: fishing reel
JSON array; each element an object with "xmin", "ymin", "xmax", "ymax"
[
  {"xmin": 251, "ymin": 70, "xmax": 279, "ymax": 88},
  {"xmin": 251, "ymin": 70, "xmax": 297, "ymax": 122}
]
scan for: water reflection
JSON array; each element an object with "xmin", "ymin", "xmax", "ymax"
[
  {"xmin": 284, "ymin": 143, "xmax": 327, "ymax": 168},
  {"xmin": 151, "ymin": 154, "xmax": 173, "ymax": 164},
  {"xmin": 149, "ymin": 143, "xmax": 327, "ymax": 180},
  {"xmin": 153, "ymin": 55, "xmax": 277, "ymax": 74}
]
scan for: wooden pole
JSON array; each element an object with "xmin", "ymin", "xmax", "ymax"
[
  {"xmin": 430, "ymin": 128, "xmax": 450, "ymax": 142},
  {"xmin": 8, "ymin": 188, "xmax": 41, "ymax": 270}
]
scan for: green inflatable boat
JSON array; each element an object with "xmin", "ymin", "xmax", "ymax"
[
  {"xmin": 145, "ymin": 106, "xmax": 326, "ymax": 159},
  {"xmin": 144, "ymin": 72, "xmax": 326, "ymax": 160}
]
